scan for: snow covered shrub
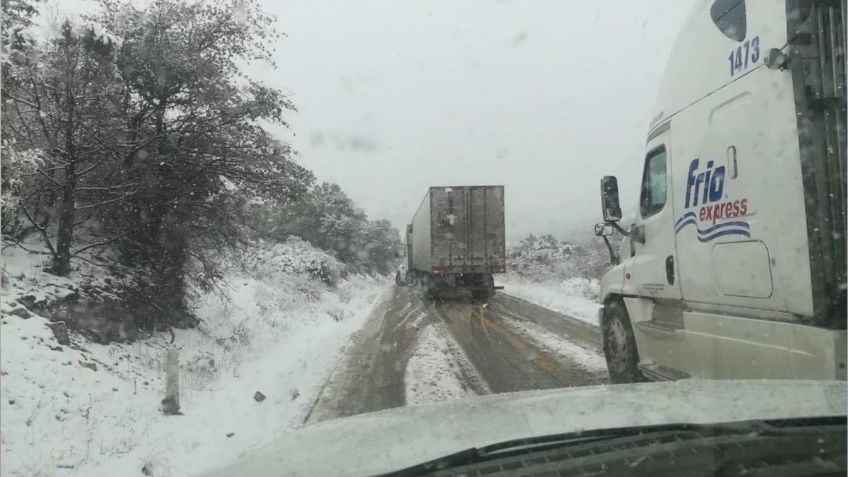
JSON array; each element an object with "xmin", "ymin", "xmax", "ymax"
[
  {"xmin": 184, "ymin": 352, "xmax": 220, "ymax": 388},
  {"xmin": 508, "ymin": 234, "xmax": 579, "ymax": 282},
  {"xmin": 508, "ymin": 234, "xmax": 617, "ymax": 283},
  {"xmin": 306, "ymin": 261, "xmax": 339, "ymax": 287},
  {"xmin": 232, "ymin": 323, "xmax": 251, "ymax": 347},
  {"xmin": 560, "ymin": 277, "xmax": 601, "ymax": 301},
  {"xmin": 241, "ymin": 238, "xmax": 345, "ymax": 284},
  {"xmin": 327, "ymin": 307, "xmax": 347, "ymax": 322}
]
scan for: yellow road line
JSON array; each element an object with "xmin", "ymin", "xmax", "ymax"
[{"xmin": 471, "ymin": 307, "xmax": 572, "ymax": 385}]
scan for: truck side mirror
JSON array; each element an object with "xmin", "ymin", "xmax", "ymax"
[
  {"xmin": 600, "ymin": 176, "xmax": 622, "ymax": 222},
  {"xmin": 594, "ymin": 223, "xmax": 613, "ymax": 237}
]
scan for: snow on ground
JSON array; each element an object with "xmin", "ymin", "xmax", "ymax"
[
  {"xmin": 501, "ymin": 317, "xmax": 607, "ymax": 373},
  {"xmin": 1, "ymin": 236, "xmax": 127, "ymax": 311},
  {"xmin": 496, "ymin": 272, "xmax": 601, "ymax": 327},
  {"xmin": 1, "ymin": 238, "xmax": 389, "ymax": 477},
  {"xmin": 404, "ymin": 324, "xmax": 489, "ymax": 406}
]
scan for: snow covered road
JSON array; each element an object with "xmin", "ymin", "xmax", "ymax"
[{"xmin": 307, "ymin": 287, "xmax": 609, "ymax": 422}]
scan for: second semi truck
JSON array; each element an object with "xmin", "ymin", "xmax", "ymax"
[
  {"xmin": 404, "ymin": 186, "xmax": 506, "ymax": 299},
  {"xmin": 595, "ymin": 0, "xmax": 846, "ymax": 383}
]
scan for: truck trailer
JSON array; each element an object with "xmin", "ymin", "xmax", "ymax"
[
  {"xmin": 405, "ymin": 186, "xmax": 506, "ymax": 299},
  {"xmin": 595, "ymin": 0, "xmax": 846, "ymax": 383}
]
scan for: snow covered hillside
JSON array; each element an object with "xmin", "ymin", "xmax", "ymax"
[
  {"xmin": 0, "ymin": 238, "xmax": 388, "ymax": 477},
  {"xmin": 497, "ymin": 274, "xmax": 600, "ymax": 327},
  {"xmin": 499, "ymin": 235, "xmax": 605, "ymax": 327}
]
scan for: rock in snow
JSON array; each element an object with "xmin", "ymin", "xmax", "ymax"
[
  {"xmin": 8, "ymin": 308, "xmax": 30, "ymax": 319},
  {"xmin": 78, "ymin": 361, "xmax": 97, "ymax": 372},
  {"xmin": 46, "ymin": 321, "xmax": 70, "ymax": 345}
]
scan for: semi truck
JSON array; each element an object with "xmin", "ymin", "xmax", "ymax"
[
  {"xmin": 594, "ymin": 0, "xmax": 846, "ymax": 383},
  {"xmin": 404, "ymin": 186, "xmax": 506, "ymax": 299}
]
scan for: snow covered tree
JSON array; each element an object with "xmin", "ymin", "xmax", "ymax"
[
  {"xmin": 2, "ymin": 19, "xmax": 124, "ymax": 275},
  {"xmin": 1, "ymin": 0, "xmax": 400, "ymax": 334},
  {"xmin": 0, "ymin": 0, "xmax": 44, "ymax": 54},
  {"xmin": 264, "ymin": 182, "xmax": 401, "ymax": 274},
  {"xmin": 84, "ymin": 0, "xmax": 297, "ymax": 324},
  {"xmin": 355, "ymin": 219, "xmax": 402, "ymax": 275}
]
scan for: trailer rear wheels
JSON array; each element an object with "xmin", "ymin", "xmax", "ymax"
[
  {"xmin": 471, "ymin": 289, "xmax": 489, "ymax": 301},
  {"xmin": 602, "ymin": 300, "xmax": 644, "ymax": 383},
  {"xmin": 470, "ymin": 274, "xmax": 495, "ymax": 301}
]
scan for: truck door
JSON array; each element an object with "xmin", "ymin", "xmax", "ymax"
[
  {"xmin": 626, "ymin": 129, "xmax": 682, "ymax": 305},
  {"xmin": 467, "ymin": 186, "xmax": 506, "ymax": 271}
]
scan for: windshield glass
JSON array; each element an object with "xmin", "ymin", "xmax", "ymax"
[
  {"xmin": 640, "ymin": 147, "xmax": 668, "ymax": 217},
  {"xmin": 1, "ymin": 0, "xmax": 845, "ymax": 476}
]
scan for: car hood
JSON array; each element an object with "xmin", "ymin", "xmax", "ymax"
[{"xmin": 198, "ymin": 380, "xmax": 846, "ymax": 477}]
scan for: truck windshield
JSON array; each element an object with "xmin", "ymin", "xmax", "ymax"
[{"xmin": 1, "ymin": 0, "xmax": 845, "ymax": 476}]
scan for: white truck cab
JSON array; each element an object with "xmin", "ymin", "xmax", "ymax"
[{"xmin": 596, "ymin": 0, "xmax": 846, "ymax": 382}]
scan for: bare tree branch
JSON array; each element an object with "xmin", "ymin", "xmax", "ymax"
[
  {"xmin": 1, "ymin": 238, "xmax": 53, "ymax": 255},
  {"xmin": 35, "ymin": 166, "xmax": 64, "ymax": 187},
  {"xmin": 3, "ymin": 92, "xmax": 40, "ymax": 109},
  {"xmin": 69, "ymin": 254, "xmax": 111, "ymax": 268},
  {"xmin": 71, "ymin": 234, "xmax": 126, "ymax": 255},
  {"xmin": 74, "ymin": 156, "xmax": 110, "ymax": 177},
  {"xmin": 77, "ymin": 181, "xmax": 136, "ymax": 192},
  {"xmin": 13, "ymin": 185, "xmax": 58, "ymax": 259},
  {"xmin": 74, "ymin": 191, "xmax": 136, "ymax": 210},
  {"xmin": 28, "ymin": 76, "xmax": 59, "ymax": 150}
]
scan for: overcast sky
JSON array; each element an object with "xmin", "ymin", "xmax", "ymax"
[
  {"xmin": 51, "ymin": 0, "xmax": 697, "ymax": 243},
  {"xmin": 256, "ymin": 0, "xmax": 697, "ymax": 242}
]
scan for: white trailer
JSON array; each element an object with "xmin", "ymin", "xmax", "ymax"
[
  {"xmin": 405, "ymin": 186, "xmax": 506, "ymax": 299},
  {"xmin": 595, "ymin": 0, "xmax": 846, "ymax": 382}
]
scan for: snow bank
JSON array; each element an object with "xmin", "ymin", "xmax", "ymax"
[
  {"xmin": 496, "ymin": 272, "xmax": 601, "ymax": 327},
  {"xmin": 502, "ymin": 234, "xmax": 606, "ymax": 327},
  {"xmin": 1, "ymin": 236, "xmax": 123, "ymax": 308},
  {"xmin": 0, "ymin": 238, "xmax": 388, "ymax": 477},
  {"xmin": 404, "ymin": 324, "xmax": 488, "ymax": 406},
  {"xmin": 501, "ymin": 317, "xmax": 606, "ymax": 373}
]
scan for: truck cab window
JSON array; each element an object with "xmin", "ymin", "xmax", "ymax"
[
  {"xmin": 710, "ymin": 0, "xmax": 746, "ymax": 41},
  {"xmin": 640, "ymin": 147, "xmax": 667, "ymax": 218}
]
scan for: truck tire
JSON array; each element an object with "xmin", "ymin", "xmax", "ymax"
[
  {"xmin": 471, "ymin": 274, "xmax": 495, "ymax": 301},
  {"xmin": 423, "ymin": 287, "xmax": 436, "ymax": 301},
  {"xmin": 395, "ymin": 271, "xmax": 405, "ymax": 287},
  {"xmin": 602, "ymin": 300, "xmax": 644, "ymax": 383},
  {"xmin": 471, "ymin": 287, "xmax": 493, "ymax": 301}
]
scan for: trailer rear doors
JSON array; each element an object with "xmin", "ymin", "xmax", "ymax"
[{"xmin": 429, "ymin": 186, "xmax": 506, "ymax": 272}]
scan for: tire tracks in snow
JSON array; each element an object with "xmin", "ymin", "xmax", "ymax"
[
  {"xmin": 308, "ymin": 287, "xmax": 607, "ymax": 423},
  {"xmin": 403, "ymin": 322, "xmax": 491, "ymax": 406}
]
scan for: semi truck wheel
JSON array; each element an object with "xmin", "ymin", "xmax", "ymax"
[
  {"xmin": 471, "ymin": 274, "xmax": 495, "ymax": 301},
  {"xmin": 423, "ymin": 286, "xmax": 436, "ymax": 300},
  {"xmin": 602, "ymin": 300, "xmax": 644, "ymax": 383},
  {"xmin": 395, "ymin": 271, "xmax": 405, "ymax": 287}
]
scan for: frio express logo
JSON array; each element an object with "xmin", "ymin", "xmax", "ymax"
[{"xmin": 674, "ymin": 158, "xmax": 750, "ymax": 242}]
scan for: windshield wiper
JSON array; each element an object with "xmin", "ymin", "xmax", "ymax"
[{"xmin": 382, "ymin": 417, "xmax": 847, "ymax": 477}]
